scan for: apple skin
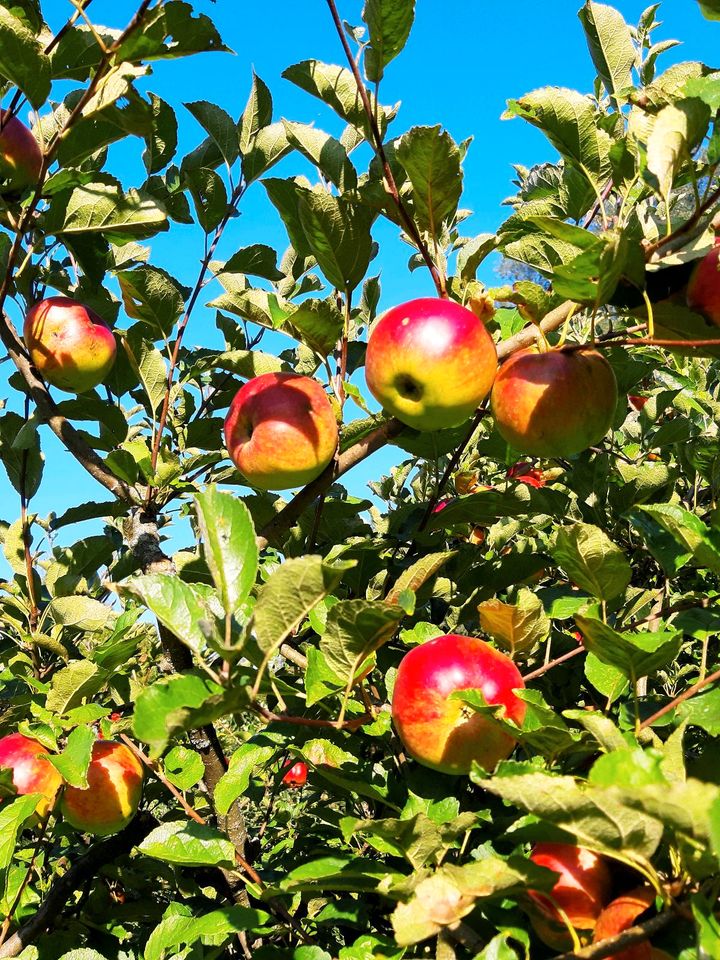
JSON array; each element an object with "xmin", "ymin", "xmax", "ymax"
[
  {"xmin": 365, "ymin": 297, "xmax": 497, "ymax": 432},
  {"xmin": 224, "ymin": 372, "xmax": 339, "ymax": 491},
  {"xmin": 687, "ymin": 244, "xmax": 720, "ymax": 325},
  {"xmin": 528, "ymin": 843, "xmax": 612, "ymax": 950},
  {"xmin": 282, "ymin": 760, "xmax": 308, "ymax": 788},
  {"xmin": 0, "ymin": 112, "xmax": 42, "ymax": 191},
  {"xmin": 60, "ymin": 740, "xmax": 143, "ymax": 837},
  {"xmin": 0, "ymin": 732, "xmax": 63, "ymax": 818},
  {"xmin": 592, "ymin": 886, "xmax": 655, "ymax": 960},
  {"xmin": 24, "ymin": 297, "xmax": 117, "ymax": 393},
  {"xmin": 491, "ymin": 347, "xmax": 618, "ymax": 458},
  {"xmin": 391, "ymin": 634, "xmax": 526, "ymax": 775}
]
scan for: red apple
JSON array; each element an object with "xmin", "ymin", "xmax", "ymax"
[
  {"xmin": 391, "ymin": 634, "xmax": 526, "ymax": 774},
  {"xmin": 0, "ymin": 732, "xmax": 63, "ymax": 818},
  {"xmin": 592, "ymin": 886, "xmax": 655, "ymax": 960},
  {"xmin": 224, "ymin": 372, "xmax": 338, "ymax": 491},
  {"xmin": 687, "ymin": 244, "xmax": 720, "ymax": 325},
  {"xmin": 528, "ymin": 843, "xmax": 612, "ymax": 950},
  {"xmin": 60, "ymin": 740, "xmax": 143, "ymax": 836},
  {"xmin": 0, "ymin": 111, "xmax": 42, "ymax": 192},
  {"xmin": 364, "ymin": 297, "xmax": 497, "ymax": 431},
  {"xmin": 491, "ymin": 346, "xmax": 617, "ymax": 457},
  {"xmin": 628, "ymin": 395, "xmax": 648, "ymax": 412},
  {"xmin": 507, "ymin": 461, "xmax": 547, "ymax": 488},
  {"xmin": 282, "ymin": 760, "xmax": 308, "ymax": 788},
  {"xmin": 24, "ymin": 297, "xmax": 117, "ymax": 393}
]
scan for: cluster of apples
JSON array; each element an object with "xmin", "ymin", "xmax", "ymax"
[
  {"xmin": 527, "ymin": 842, "xmax": 667, "ymax": 958},
  {"xmin": 0, "ymin": 732, "xmax": 143, "ymax": 836}
]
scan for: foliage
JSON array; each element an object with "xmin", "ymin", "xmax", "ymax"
[{"xmin": 0, "ymin": 1, "xmax": 719, "ymax": 958}]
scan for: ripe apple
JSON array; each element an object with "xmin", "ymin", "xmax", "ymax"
[
  {"xmin": 687, "ymin": 244, "xmax": 720, "ymax": 325},
  {"xmin": 224, "ymin": 372, "xmax": 339, "ymax": 491},
  {"xmin": 506, "ymin": 461, "xmax": 546, "ymax": 488},
  {"xmin": 0, "ymin": 732, "xmax": 63, "ymax": 818},
  {"xmin": 391, "ymin": 633, "xmax": 526, "ymax": 774},
  {"xmin": 491, "ymin": 346, "xmax": 618, "ymax": 458},
  {"xmin": 528, "ymin": 843, "xmax": 612, "ymax": 950},
  {"xmin": 364, "ymin": 297, "xmax": 497, "ymax": 431},
  {"xmin": 61, "ymin": 740, "xmax": 143, "ymax": 836},
  {"xmin": 24, "ymin": 297, "xmax": 117, "ymax": 393},
  {"xmin": 282, "ymin": 760, "xmax": 308, "ymax": 788},
  {"xmin": 0, "ymin": 112, "xmax": 42, "ymax": 192},
  {"xmin": 592, "ymin": 886, "xmax": 655, "ymax": 960},
  {"xmin": 628, "ymin": 395, "xmax": 648, "ymax": 412}
]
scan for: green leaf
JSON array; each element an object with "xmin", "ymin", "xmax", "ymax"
[
  {"xmin": 504, "ymin": 87, "xmax": 612, "ymax": 183},
  {"xmin": 139, "ymin": 821, "xmax": 235, "ymax": 868},
  {"xmin": 185, "ymin": 100, "xmax": 239, "ymax": 169},
  {"xmin": 163, "ymin": 746, "xmax": 205, "ymax": 791},
  {"xmin": 194, "ymin": 487, "xmax": 257, "ymax": 617},
  {"xmin": 253, "ymin": 556, "xmax": 352, "ymax": 677},
  {"xmin": 478, "ymin": 588, "xmax": 551, "ymax": 658},
  {"xmin": 218, "ymin": 243, "xmax": 284, "ymax": 281},
  {"xmin": 578, "ymin": 2, "xmax": 636, "ymax": 99},
  {"xmin": 143, "ymin": 93, "xmax": 178, "ymax": 174},
  {"xmin": 698, "ymin": 0, "xmax": 720, "ymax": 19},
  {"xmin": 241, "ymin": 122, "xmax": 291, "ymax": 183},
  {"xmin": 116, "ymin": 2, "xmax": 229, "ymax": 62},
  {"xmin": 48, "ymin": 596, "xmax": 114, "ymax": 631},
  {"xmin": 239, "ymin": 71, "xmax": 272, "ymax": 153},
  {"xmin": 551, "ymin": 523, "xmax": 631, "ymax": 601},
  {"xmin": 0, "ymin": 6, "xmax": 50, "ymax": 107},
  {"xmin": 145, "ymin": 905, "xmax": 269, "ymax": 960},
  {"xmin": 386, "ymin": 551, "xmax": 455, "ymax": 605},
  {"xmin": 396, "ymin": 126, "xmax": 462, "ymax": 238},
  {"xmin": 584, "ymin": 652, "xmax": 629, "ymax": 702},
  {"xmin": 677, "ymin": 687, "xmax": 720, "ymax": 735},
  {"xmin": 123, "ymin": 327, "xmax": 168, "ymax": 416},
  {"xmin": 645, "ymin": 99, "xmax": 711, "ymax": 202},
  {"xmin": 638, "ymin": 503, "xmax": 720, "ymax": 574},
  {"xmin": 297, "ymin": 188, "xmax": 374, "ymax": 292},
  {"xmin": 47, "ymin": 725, "xmax": 94, "ymax": 789},
  {"xmin": 119, "ymin": 575, "xmax": 222, "ymax": 659},
  {"xmin": 117, "ymin": 265, "xmax": 187, "ymax": 338},
  {"xmin": 184, "ymin": 166, "xmax": 227, "ymax": 233},
  {"xmin": 43, "ymin": 180, "xmax": 168, "ymax": 239},
  {"xmin": 133, "ymin": 672, "xmax": 246, "ymax": 758},
  {"xmin": 282, "ymin": 60, "xmax": 366, "ymax": 131},
  {"xmin": 456, "ymin": 234, "xmax": 496, "ymax": 280},
  {"xmin": 320, "ymin": 599, "xmax": 404, "ymax": 686},
  {"xmin": 575, "ymin": 614, "xmax": 682, "ymax": 679},
  {"xmin": 46, "ymin": 660, "xmax": 106, "ymax": 715},
  {"xmin": 283, "ymin": 120, "xmax": 357, "ymax": 191},
  {"xmin": 363, "ymin": 0, "xmax": 416, "ymax": 83},
  {"xmin": 0, "ymin": 411, "xmax": 43, "ymax": 499},
  {"xmin": 214, "ymin": 742, "xmax": 276, "ymax": 815},
  {"xmin": 0, "ymin": 795, "xmax": 41, "ymax": 885}
]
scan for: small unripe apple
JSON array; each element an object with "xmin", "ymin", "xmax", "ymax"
[
  {"xmin": 391, "ymin": 634, "xmax": 526, "ymax": 774},
  {"xmin": 528, "ymin": 843, "xmax": 612, "ymax": 950},
  {"xmin": 0, "ymin": 732, "xmax": 63, "ymax": 818},
  {"xmin": 282, "ymin": 760, "xmax": 308, "ymax": 788},
  {"xmin": 224, "ymin": 372, "xmax": 338, "ymax": 491},
  {"xmin": 687, "ymin": 244, "xmax": 720, "ymax": 325},
  {"xmin": 365, "ymin": 297, "xmax": 497, "ymax": 431},
  {"xmin": 24, "ymin": 297, "xmax": 117, "ymax": 393},
  {"xmin": 0, "ymin": 112, "xmax": 42, "ymax": 192},
  {"xmin": 61, "ymin": 740, "xmax": 143, "ymax": 836},
  {"xmin": 491, "ymin": 347, "xmax": 617, "ymax": 458}
]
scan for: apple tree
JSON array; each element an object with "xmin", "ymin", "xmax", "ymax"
[{"xmin": 0, "ymin": 1, "xmax": 720, "ymax": 957}]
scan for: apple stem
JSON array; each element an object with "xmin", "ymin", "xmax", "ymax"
[{"xmin": 323, "ymin": 0, "xmax": 448, "ymax": 299}]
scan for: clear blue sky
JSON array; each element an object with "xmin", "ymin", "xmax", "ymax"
[{"xmin": 1, "ymin": 0, "xmax": 717, "ymax": 568}]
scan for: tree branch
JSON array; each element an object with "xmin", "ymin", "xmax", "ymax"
[
  {"xmin": 548, "ymin": 909, "xmax": 677, "ymax": 960},
  {"xmin": 639, "ymin": 664, "xmax": 720, "ymax": 730}
]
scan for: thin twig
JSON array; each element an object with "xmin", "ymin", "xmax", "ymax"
[
  {"xmin": 639, "ymin": 665, "xmax": 720, "ymax": 730},
  {"xmin": 256, "ymin": 705, "xmax": 373, "ymax": 731},
  {"xmin": 644, "ymin": 183, "xmax": 720, "ymax": 259},
  {"xmin": 324, "ymin": 0, "xmax": 446, "ymax": 297},
  {"xmin": 549, "ymin": 909, "xmax": 677, "ymax": 960},
  {"xmin": 522, "ymin": 645, "xmax": 585, "ymax": 682}
]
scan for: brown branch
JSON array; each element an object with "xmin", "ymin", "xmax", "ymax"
[
  {"xmin": 644, "ymin": 183, "xmax": 720, "ymax": 259},
  {"xmin": 256, "ymin": 705, "xmax": 374, "ymax": 731},
  {"xmin": 548, "ymin": 909, "xmax": 677, "ymax": 960},
  {"xmin": 0, "ymin": 813, "xmax": 156, "ymax": 959},
  {"xmin": 149, "ymin": 181, "xmax": 247, "ymax": 483},
  {"xmin": 324, "ymin": 0, "xmax": 446, "ymax": 298},
  {"xmin": 564, "ymin": 337, "xmax": 720, "ymax": 350},
  {"xmin": 522, "ymin": 645, "xmax": 585, "ymax": 681},
  {"xmin": 256, "ymin": 416, "xmax": 406, "ymax": 549},
  {"xmin": 497, "ymin": 300, "xmax": 576, "ymax": 360},
  {"xmin": 639, "ymin": 665, "xmax": 720, "ymax": 730}
]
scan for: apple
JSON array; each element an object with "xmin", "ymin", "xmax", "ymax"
[
  {"xmin": 224, "ymin": 372, "xmax": 339, "ymax": 491},
  {"xmin": 687, "ymin": 244, "xmax": 720, "ymax": 325},
  {"xmin": 391, "ymin": 633, "xmax": 526, "ymax": 774},
  {"xmin": 61, "ymin": 740, "xmax": 143, "ymax": 836},
  {"xmin": 282, "ymin": 760, "xmax": 308, "ymax": 788},
  {"xmin": 528, "ymin": 843, "xmax": 612, "ymax": 950},
  {"xmin": 628, "ymin": 395, "xmax": 648, "ymax": 412},
  {"xmin": 364, "ymin": 297, "xmax": 497, "ymax": 431},
  {"xmin": 506, "ymin": 461, "xmax": 546, "ymax": 488},
  {"xmin": 592, "ymin": 886, "xmax": 655, "ymax": 960},
  {"xmin": 491, "ymin": 346, "xmax": 617, "ymax": 458},
  {"xmin": 24, "ymin": 297, "xmax": 117, "ymax": 393},
  {"xmin": 0, "ymin": 732, "xmax": 63, "ymax": 818},
  {"xmin": 0, "ymin": 111, "xmax": 42, "ymax": 192}
]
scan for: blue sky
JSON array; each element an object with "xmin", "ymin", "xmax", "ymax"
[{"xmin": 1, "ymin": 0, "xmax": 718, "ymax": 569}]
